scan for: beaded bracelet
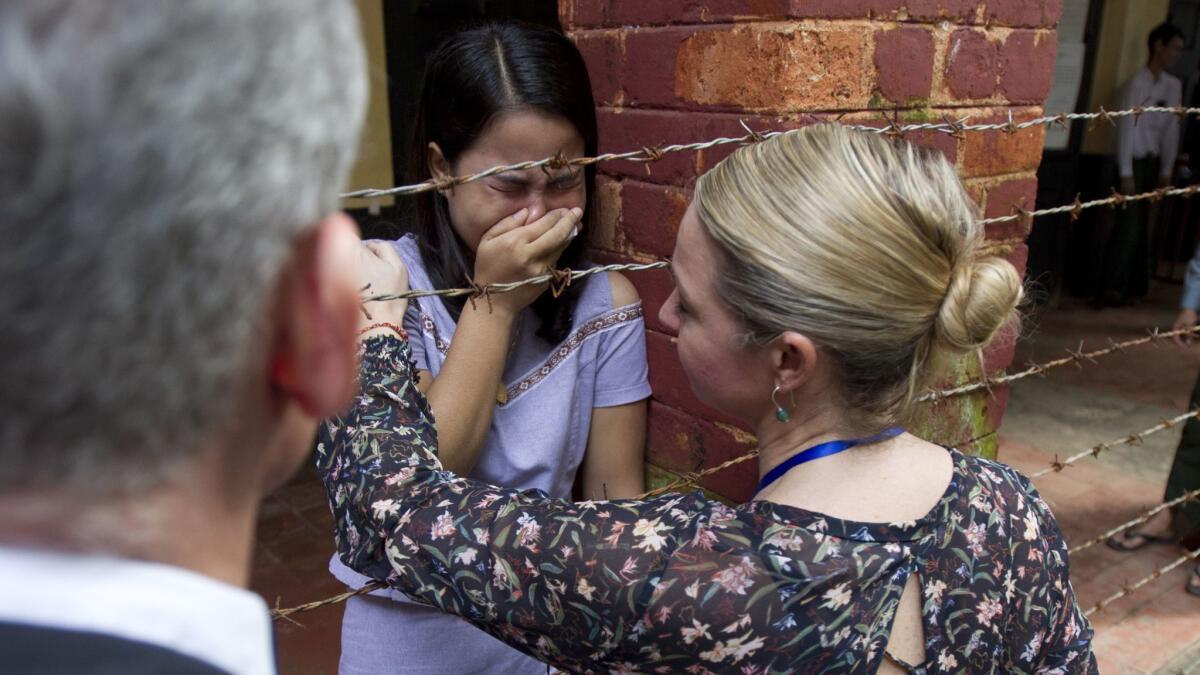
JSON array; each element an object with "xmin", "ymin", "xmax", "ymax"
[{"xmin": 357, "ymin": 322, "xmax": 408, "ymax": 341}]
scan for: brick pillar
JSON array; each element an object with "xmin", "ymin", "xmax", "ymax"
[{"xmin": 561, "ymin": 0, "xmax": 1061, "ymax": 501}]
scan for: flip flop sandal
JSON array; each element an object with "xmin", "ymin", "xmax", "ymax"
[
  {"xmin": 1105, "ymin": 529, "xmax": 1175, "ymax": 552},
  {"xmin": 1187, "ymin": 566, "xmax": 1200, "ymax": 597}
]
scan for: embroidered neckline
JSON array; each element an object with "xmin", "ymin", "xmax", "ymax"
[{"xmin": 415, "ymin": 301, "xmax": 644, "ymax": 407}]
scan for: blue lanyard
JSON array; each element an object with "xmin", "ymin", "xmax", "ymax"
[{"xmin": 755, "ymin": 427, "xmax": 905, "ymax": 495}]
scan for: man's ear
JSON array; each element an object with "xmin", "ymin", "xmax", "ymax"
[{"xmin": 270, "ymin": 211, "xmax": 362, "ymax": 419}]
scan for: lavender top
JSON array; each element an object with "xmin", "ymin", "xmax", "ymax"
[{"xmin": 327, "ymin": 235, "xmax": 650, "ymax": 672}]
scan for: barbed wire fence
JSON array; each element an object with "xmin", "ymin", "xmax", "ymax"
[{"xmin": 274, "ymin": 107, "xmax": 1200, "ymax": 626}]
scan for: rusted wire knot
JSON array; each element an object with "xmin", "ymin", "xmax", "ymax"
[
  {"xmin": 547, "ymin": 266, "xmax": 573, "ymax": 298},
  {"xmin": 1109, "ymin": 186, "xmax": 1129, "ymax": 209},
  {"xmin": 432, "ymin": 175, "xmax": 463, "ymax": 193},
  {"xmin": 1132, "ymin": 105, "xmax": 1146, "ymax": 126},
  {"xmin": 464, "ymin": 275, "xmax": 493, "ymax": 313},
  {"xmin": 940, "ymin": 114, "xmax": 967, "ymax": 140},
  {"xmin": 1012, "ymin": 203, "xmax": 1033, "ymax": 229},
  {"xmin": 1002, "ymin": 110, "xmax": 1019, "ymax": 135},
  {"xmin": 541, "ymin": 150, "xmax": 572, "ymax": 176},
  {"xmin": 1069, "ymin": 193, "xmax": 1084, "ymax": 222},
  {"xmin": 1148, "ymin": 186, "xmax": 1170, "ymax": 203},
  {"xmin": 1097, "ymin": 106, "xmax": 1118, "ymax": 128},
  {"xmin": 640, "ymin": 145, "xmax": 665, "ymax": 163},
  {"xmin": 1049, "ymin": 456, "xmax": 1067, "ymax": 473},
  {"xmin": 1052, "ymin": 112, "xmax": 1071, "ymax": 131},
  {"xmin": 738, "ymin": 119, "xmax": 767, "ymax": 145}
]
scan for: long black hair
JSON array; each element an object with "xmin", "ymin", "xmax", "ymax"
[{"xmin": 409, "ymin": 21, "xmax": 597, "ymax": 344}]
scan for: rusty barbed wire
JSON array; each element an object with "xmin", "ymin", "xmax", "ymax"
[
  {"xmin": 640, "ymin": 449, "xmax": 760, "ymax": 499},
  {"xmin": 1031, "ymin": 409, "xmax": 1200, "ymax": 479},
  {"xmin": 920, "ymin": 326, "xmax": 1200, "ymax": 404},
  {"xmin": 272, "ymin": 581, "xmax": 384, "ymax": 621},
  {"xmin": 362, "ymin": 261, "xmax": 667, "ymax": 303},
  {"xmin": 1068, "ymin": 488, "xmax": 1200, "ymax": 556},
  {"xmin": 1083, "ymin": 548, "xmax": 1200, "ymax": 617},
  {"xmin": 362, "ymin": 184, "xmax": 1200, "ymax": 306},
  {"xmin": 341, "ymin": 107, "xmax": 1200, "ymax": 200},
  {"xmin": 977, "ymin": 184, "xmax": 1200, "ymax": 229}
]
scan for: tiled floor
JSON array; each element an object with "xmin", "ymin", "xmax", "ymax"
[
  {"xmin": 251, "ymin": 284, "xmax": 1200, "ymax": 674},
  {"xmin": 1002, "ymin": 284, "xmax": 1200, "ymax": 674}
]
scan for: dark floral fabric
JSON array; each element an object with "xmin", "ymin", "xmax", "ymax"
[{"xmin": 316, "ymin": 336, "xmax": 1097, "ymax": 674}]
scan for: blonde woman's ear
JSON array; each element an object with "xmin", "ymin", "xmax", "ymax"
[{"xmin": 772, "ymin": 331, "xmax": 819, "ymax": 394}]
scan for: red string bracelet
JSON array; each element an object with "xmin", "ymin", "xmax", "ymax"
[{"xmin": 357, "ymin": 322, "xmax": 408, "ymax": 341}]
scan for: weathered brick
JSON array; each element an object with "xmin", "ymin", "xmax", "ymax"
[
  {"xmin": 1000, "ymin": 30, "xmax": 1057, "ymax": 104},
  {"xmin": 571, "ymin": 31, "xmax": 623, "ymax": 106},
  {"xmin": 1006, "ymin": 241, "xmax": 1029, "ymax": 277},
  {"xmin": 985, "ymin": 0, "xmax": 1063, "ymax": 28},
  {"xmin": 647, "ymin": 403, "xmax": 756, "ymax": 501},
  {"xmin": 787, "ymin": 0, "xmax": 902, "ymax": 19},
  {"xmin": 873, "ymin": 26, "xmax": 935, "ymax": 105},
  {"xmin": 904, "ymin": 0, "xmax": 981, "ymax": 22},
  {"xmin": 646, "ymin": 329, "xmax": 745, "ymax": 427},
  {"xmin": 622, "ymin": 27, "xmax": 699, "ymax": 108},
  {"xmin": 983, "ymin": 176, "xmax": 1039, "ymax": 239},
  {"xmin": 560, "ymin": 0, "xmax": 792, "ymax": 28},
  {"xmin": 673, "ymin": 24, "xmax": 875, "ymax": 111},
  {"xmin": 621, "ymin": 180, "xmax": 690, "ymax": 259},
  {"xmin": 559, "ymin": 0, "xmax": 606, "ymax": 28},
  {"xmin": 944, "ymin": 29, "xmax": 999, "ymax": 100},
  {"xmin": 982, "ymin": 323, "xmax": 1020, "ymax": 375},
  {"xmin": 647, "ymin": 401, "xmax": 755, "ymax": 479},
  {"xmin": 589, "ymin": 175, "xmax": 624, "ymax": 252},
  {"xmin": 960, "ymin": 114, "xmax": 1045, "ymax": 177}
]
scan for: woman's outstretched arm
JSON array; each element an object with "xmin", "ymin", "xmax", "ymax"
[{"xmin": 316, "ymin": 334, "xmax": 726, "ymax": 671}]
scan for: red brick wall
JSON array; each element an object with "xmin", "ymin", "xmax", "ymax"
[{"xmin": 560, "ymin": 0, "xmax": 1061, "ymax": 501}]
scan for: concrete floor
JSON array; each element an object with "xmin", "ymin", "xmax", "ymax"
[
  {"xmin": 252, "ymin": 282, "xmax": 1200, "ymax": 674},
  {"xmin": 1001, "ymin": 282, "xmax": 1200, "ymax": 674}
]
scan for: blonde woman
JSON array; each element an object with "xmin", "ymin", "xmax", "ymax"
[{"xmin": 319, "ymin": 124, "xmax": 1096, "ymax": 673}]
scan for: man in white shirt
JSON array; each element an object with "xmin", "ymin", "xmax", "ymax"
[
  {"xmin": 0, "ymin": 1, "xmax": 370, "ymax": 672},
  {"xmin": 1098, "ymin": 22, "xmax": 1185, "ymax": 306}
]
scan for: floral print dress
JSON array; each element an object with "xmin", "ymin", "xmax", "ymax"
[{"xmin": 317, "ymin": 336, "xmax": 1097, "ymax": 674}]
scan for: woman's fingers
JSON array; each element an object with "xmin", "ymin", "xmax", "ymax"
[
  {"xmin": 524, "ymin": 207, "xmax": 582, "ymax": 257},
  {"xmin": 480, "ymin": 208, "xmax": 530, "ymax": 242}
]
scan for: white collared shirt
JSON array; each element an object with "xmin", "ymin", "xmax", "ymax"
[
  {"xmin": 0, "ymin": 545, "xmax": 274, "ymax": 675},
  {"xmin": 1116, "ymin": 66, "xmax": 1183, "ymax": 177}
]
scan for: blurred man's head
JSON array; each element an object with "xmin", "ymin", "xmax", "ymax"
[
  {"xmin": 1149, "ymin": 22, "xmax": 1186, "ymax": 70},
  {"xmin": 0, "ymin": 0, "xmax": 367, "ymax": 509}
]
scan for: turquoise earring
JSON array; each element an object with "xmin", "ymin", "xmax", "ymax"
[{"xmin": 772, "ymin": 385, "xmax": 790, "ymax": 423}]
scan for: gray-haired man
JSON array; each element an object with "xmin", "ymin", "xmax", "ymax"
[{"xmin": 0, "ymin": 1, "xmax": 369, "ymax": 671}]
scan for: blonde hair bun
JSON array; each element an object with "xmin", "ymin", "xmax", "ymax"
[{"xmin": 935, "ymin": 257, "xmax": 1024, "ymax": 353}]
